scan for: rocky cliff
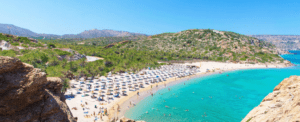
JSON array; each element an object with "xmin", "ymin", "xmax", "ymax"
[
  {"xmin": 0, "ymin": 56, "xmax": 76, "ymax": 122},
  {"xmin": 242, "ymin": 76, "xmax": 300, "ymax": 122}
]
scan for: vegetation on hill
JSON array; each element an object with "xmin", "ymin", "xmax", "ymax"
[
  {"xmin": 121, "ymin": 29, "xmax": 283, "ymax": 63},
  {"xmin": 39, "ymin": 35, "xmax": 147, "ymax": 46},
  {"xmin": 0, "ymin": 33, "xmax": 44, "ymax": 47}
]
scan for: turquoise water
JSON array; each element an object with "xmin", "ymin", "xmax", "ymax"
[
  {"xmin": 281, "ymin": 50, "xmax": 300, "ymax": 65},
  {"xmin": 125, "ymin": 52, "xmax": 300, "ymax": 122}
]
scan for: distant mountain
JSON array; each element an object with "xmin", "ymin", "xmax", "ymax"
[
  {"xmin": 60, "ymin": 29, "xmax": 147, "ymax": 38},
  {"xmin": 0, "ymin": 23, "xmax": 147, "ymax": 39},
  {"xmin": 249, "ymin": 35, "xmax": 300, "ymax": 51},
  {"xmin": 0, "ymin": 24, "xmax": 39, "ymax": 37}
]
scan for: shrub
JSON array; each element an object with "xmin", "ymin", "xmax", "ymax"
[
  {"xmin": 11, "ymin": 42, "xmax": 20, "ymax": 46},
  {"xmin": 54, "ymin": 49, "xmax": 71, "ymax": 56},
  {"xmin": 21, "ymin": 44, "xmax": 29, "ymax": 48}
]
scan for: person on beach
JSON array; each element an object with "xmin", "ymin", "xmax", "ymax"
[
  {"xmin": 117, "ymin": 104, "xmax": 120, "ymax": 112},
  {"xmin": 156, "ymin": 84, "xmax": 158, "ymax": 87},
  {"xmin": 137, "ymin": 91, "xmax": 139, "ymax": 96},
  {"xmin": 164, "ymin": 83, "xmax": 166, "ymax": 87},
  {"xmin": 104, "ymin": 109, "xmax": 107, "ymax": 116},
  {"xmin": 151, "ymin": 85, "xmax": 153, "ymax": 89},
  {"xmin": 184, "ymin": 82, "xmax": 185, "ymax": 85}
]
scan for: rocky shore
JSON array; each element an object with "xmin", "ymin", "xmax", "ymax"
[
  {"xmin": 242, "ymin": 76, "xmax": 300, "ymax": 122},
  {"xmin": 0, "ymin": 56, "xmax": 76, "ymax": 122}
]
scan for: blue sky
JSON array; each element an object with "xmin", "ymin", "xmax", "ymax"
[{"xmin": 1, "ymin": 0, "xmax": 300, "ymax": 35}]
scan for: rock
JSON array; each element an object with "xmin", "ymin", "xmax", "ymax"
[
  {"xmin": 0, "ymin": 56, "xmax": 76, "ymax": 122},
  {"xmin": 242, "ymin": 76, "xmax": 300, "ymax": 122}
]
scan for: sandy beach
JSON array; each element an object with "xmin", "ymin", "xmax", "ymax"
[{"xmin": 64, "ymin": 61, "xmax": 290, "ymax": 122}]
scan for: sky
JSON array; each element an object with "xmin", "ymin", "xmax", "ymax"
[{"xmin": 1, "ymin": 0, "xmax": 300, "ymax": 35}]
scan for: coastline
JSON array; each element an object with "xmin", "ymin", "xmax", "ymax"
[
  {"xmin": 106, "ymin": 63, "xmax": 293, "ymax": 122},
  {"xmin": 107, "ymin": 71, "xmax": 217, "ymax": 121}
]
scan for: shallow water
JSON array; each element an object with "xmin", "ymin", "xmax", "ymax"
[{"xmin": 125, "ymin": 52, "xmax": 300, "ymax": 122}]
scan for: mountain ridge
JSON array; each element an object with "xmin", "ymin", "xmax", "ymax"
[
  {"xmin": 0, "ymin": 23, "xmax": 147, "ymax": 39},
  {"xmin": 249, "ymin": 35, "xmax": 300, "ymax": 51}
]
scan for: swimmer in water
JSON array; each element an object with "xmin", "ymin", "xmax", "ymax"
[
  {"xmin": 185, "ymin": 109, "xmax": 189, "ymax": 111},
  {"xmin": 165, "ymin": 105, "xmax": 169, "ymax": 108},
  {"xmin": 152, "ymin": 107, "xmax": 155, "ymax": 110},
  {"xmin": 146, "ymin": 111, "xmax": 148, "ymax": 114},
  {"xmin": 164, "ymin": 114, "xmax": 166, "ymax": 116},
  {"xmin": 169, "ymin": 114, "xmax": 171, "ymax": 116}
]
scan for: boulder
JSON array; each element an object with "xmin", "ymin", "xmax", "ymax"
[
  {"xmin": 0, "ymin": 56, "xmax": 76, "ymax": 122},
  {"xmin": 242, "ymin": 76, "xmax": 300, "ymax": 122}
]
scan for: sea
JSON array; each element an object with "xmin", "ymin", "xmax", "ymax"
[{"xmin": 124, "ymin": 50, "xmax": 300, "ymax": 122}]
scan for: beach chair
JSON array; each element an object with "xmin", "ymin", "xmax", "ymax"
[{"xmin": 114, "ymin": 94, "xmax": 119, "ymax": 97}]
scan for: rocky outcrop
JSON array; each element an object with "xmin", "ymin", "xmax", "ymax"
[
  {"xmin": 120, "ymin": 117, "xmax": 146, "ymax": 122},
  {"xmin": 0, "ymin": 56, "xmax": 76, "ymax": 122},
  {"xmin": 242, "ymin": 76, "xmax": 300, "ymax": 122}
]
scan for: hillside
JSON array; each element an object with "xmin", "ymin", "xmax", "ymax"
[
  {"xmin": 242, "ymin": 76, "xmax": 300, "ymax": 122},
  {"xmin": 0, "ymin": 23, "xmax": 147, "ymax": 39},
  {"xmin": 0, "ymin": 33, "xmax": 44, "ymax": 50},
  {"xmin": 41, "ymin": 35, "xmax": 147, "ymax": 46},
  {"xmin": 121, "ymin": 29, "xmax": 285, "ymax": 63},
  {"xmin": 250, "ymin": 35, "xmax": 300, "ymax": 51}
]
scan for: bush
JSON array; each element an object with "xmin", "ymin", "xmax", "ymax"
[
  {"xmin": 21, "ymin": 44, "xmax": 29, "ymax": 48},
  {"xmin": 0, "ymin": 50, "xmax": 17, "ymax": 57},
  {"xmin": 54, "ymin": 49, "xmax": 71, "ymax": 56},
  {"xmin": 11, "ymin": 42, "xmax": 20, "ymax": 46},
  {"xmin": 48, "ymin": 43, "xmax": 56, "ymax": 48}
]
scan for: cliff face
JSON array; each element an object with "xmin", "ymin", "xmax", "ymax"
[
  {"xmin": 0, "ymin": 56, "xmax": 76, "ymax": 122},
  {"xmin": 242, "ymin": 76, "xmax": 300, "ymax": 122}
]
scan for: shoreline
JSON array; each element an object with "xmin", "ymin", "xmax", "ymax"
[
  {"xmin": 107, "ymin": 64, "xmax": 293, "ymax": 122},
  {"xmin": 108, "ymin": 71, "xmax": 217, "ymax": 121}
]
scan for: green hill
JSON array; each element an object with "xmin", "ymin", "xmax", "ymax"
[{"xmin": 121, "ymin": 29, "xmax": 283, "ymax": 63}]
